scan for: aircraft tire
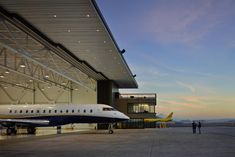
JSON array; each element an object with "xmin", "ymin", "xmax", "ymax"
[
  {"xmin": 27, "ymin": 127, "xmax": 36, "ymax": 134},
  {"xmin": 6, "ymin": 128, "xmax": 17, "ymax": 135},
  {"xmin": 109, "ymin": 130, "xmax": 114, "ymax": 134},
  {"xmin": 6, "ymin": 128, "xmax": 12, "ymax": 135}
]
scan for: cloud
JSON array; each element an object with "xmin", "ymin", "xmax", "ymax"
[
  {"xmin": 176, "ymin": 81, "xmax": 196, "ymax": 93},
  {"xmin": 144, "ymin": 0, "xmax": 234, "ymax": 44}
]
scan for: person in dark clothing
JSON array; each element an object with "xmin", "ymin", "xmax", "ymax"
[
  {"xmin": 198, "ymin": 121, "xmax": 202, "ymax": 134},
  {"xmin": 192, "ymin": 121, "xmax": 197, "ymax": 134}
]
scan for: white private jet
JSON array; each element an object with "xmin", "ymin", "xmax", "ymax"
[{"xmin": 0, "ymin": 104, "xmax": 129, "ymax": 135}]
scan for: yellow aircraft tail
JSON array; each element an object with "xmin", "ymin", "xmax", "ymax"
[{"xmin": 166, "ymin": 112, "xmax": 173, "ymax": 119}]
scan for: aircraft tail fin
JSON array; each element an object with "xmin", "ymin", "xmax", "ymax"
[{"xmin": 166, "ymin": 112, "xmax": 173, "ymax": 119}]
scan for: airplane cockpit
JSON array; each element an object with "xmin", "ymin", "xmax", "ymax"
[{"xmin": 102, "ymin": 107, "xmax": 116, "ymax": 111}]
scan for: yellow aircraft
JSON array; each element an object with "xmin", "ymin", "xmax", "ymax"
[{"xmin": 144, "ymin": 112, "xmax": 173, "ymax": 123}]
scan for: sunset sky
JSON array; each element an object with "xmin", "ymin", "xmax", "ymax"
[{"xmin": 97, "ymin": 0, "xmax": 235, "ymax": 120}]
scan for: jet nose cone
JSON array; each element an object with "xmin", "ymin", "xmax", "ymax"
[{"xmin": 123, "ymin": 114, "xmax": 130, "ymax": 120}]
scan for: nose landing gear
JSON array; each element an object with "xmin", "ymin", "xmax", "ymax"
[{"xmin": 108, "ymin": 123, "xmax": 114, "ymax": 134}]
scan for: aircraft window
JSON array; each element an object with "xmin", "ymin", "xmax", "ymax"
[
  {"xmin": 103, "ymin": 107, "xmax": 116, "ymax": 111},
  {"xmin": 60, "ymin": 110, "xmax": 63, "ymax": 113},
  {"xmin": 26, "ymin": 110, "xmax": 28, "ymax": 113},
  {"xmin": 48, "ymin": 110, "xmax": 51, "ymax": 113},
  {"xmin": 90, "ymin": 109, "xmax": 93, "ymax": 113},
  {"xmin": 9, "ymin": 110, "xmax": 12, "ymax": 113},
  {"xmin": 78, "ymin": 109, "xmax": 80, "ymax": 113},
  {"xmin": 72, "ymin": 109, "xmax": 74, "ymax": 113},
  {"xmin": 20, "ymin": 110, "xmax": 22, "ymax": 113},
  {"xmin": 43, "ymin": 110, "xmax": 46, "ymax": 113},
  {"xmin": 37, "ymin": 110, "xmax": 40, "ymax": 113},
  {"xmin": 31, "ymin": 110, "xmax": 34, "ymax": 113},
  {"xmin": 55, "ymin": 110, "xmax": 57, "ymax": 113},
  {"xmin": 14, "ymin": 110, "xmax": 17, "ymax": 113},
  {"xmin": 83, "ymin": 109, "xmax": 86, "ymax": 113},
  {"xmin": 66, "ymin": 109, "xmax": 69, "ymax": 113}
]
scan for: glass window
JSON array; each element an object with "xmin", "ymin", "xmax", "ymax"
[
  {"xmin": 48, "ymin": 110, "xmax": 51, "ymax": 113},
  {"xmin": 26, "ymin": 110, "xmax": 28, "ymax": 113},
  {"xmin": 66, "ymin": 109, "xmax": 69, "ymax": 113},
  {"xmin": 103, "ymin": 107, "xmax": 116, "ymax": 111},
  {"xmin": 31, "ymin": 110, "xmax": 34, "ymax": 113},
  {"xmin": 43, "ymin": 110, "xmax": 46, "ymax": 113},
  {"xmin": 55, "ymin": 110, "xmax": 57, "ymax": 113},
  {"xmin": 128, "ymin": 103, "xmax": 155, "ymax": 114},
  {"xmin": 14, "ymin": 110, "xmax": 17, "ymax": 113},
  {"xmin": 90, "ymin": 109, "xmax": 93, "ymax": 113},
  {"xmin": 20, "ymin": 110, "xmax": 22, "ymax": 113},
  {"xmin": 60, "ymin": 110, "xmax": 63, "ymax": 113},
  {"xmin": 72, "ymin": 109, "xmax": 74, "ymax": 113},
  {"xmin": 37, "ymin": 110, "xmax": 40, "ymax": 113},
  {"xmin": 78, "ymin": 109, "xmax": 80, "ymax": 113},
  {"xmin": 83, "ymin": 109, "xmax": 86, "ymax": 113},
  {"xmin": 9, "ymin": 110, "xmax": 12, "ymax": 113}
]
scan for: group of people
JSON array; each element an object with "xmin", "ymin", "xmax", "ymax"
[{"xmin": 192, "ymin": 121, "xmax": 201, "ymax": 134}]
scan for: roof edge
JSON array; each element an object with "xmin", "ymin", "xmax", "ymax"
[{"xmin": 91, "ymin": 0, "xmax": 138, "ymax": 88}]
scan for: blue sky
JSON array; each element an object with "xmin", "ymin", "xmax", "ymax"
[{"xmin": 96, "ymin": 0, "xmax": 235, "ymax": 119}]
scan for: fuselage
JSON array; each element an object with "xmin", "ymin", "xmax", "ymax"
[{"xmin": 0, "ymin": 104, "xmax": 129, "ymax": 127}]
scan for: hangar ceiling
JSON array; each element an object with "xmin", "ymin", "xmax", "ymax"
[
  {"xmin": 0, "ymin": 0, "xmax": 138, "ymax": 88},
  {"xmin": 0, "ymin": 19, "xmax": 96, "ymax": 91}
]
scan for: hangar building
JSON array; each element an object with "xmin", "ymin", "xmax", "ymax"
[{"xmin": 0, "ymin": 0, "xmax": 156, "ymax": 131}]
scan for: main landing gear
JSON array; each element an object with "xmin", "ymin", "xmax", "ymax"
[
  {"xmin": 27, "ymin": 127, "xmax": 36, "ymax": 134},
  {"xmin": 5, "ymin": 126, "xmax": 36, "ymax": 135},
  {"xmin": 6, "ymin": 127, "xmax": 17, "ymax": 135},
  {"xmin": 108, "ymin": 123, "xmax": 114, "ymax": 134}
]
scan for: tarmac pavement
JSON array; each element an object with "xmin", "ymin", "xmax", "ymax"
[{"xmin": 0, "ymin": 127, "xmax": 235, "ymax": 157}]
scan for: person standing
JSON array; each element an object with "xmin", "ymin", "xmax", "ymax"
[
  {"xmin": 192, "ymin": 121, "xmax": 197, "ymax": 134},
  {"xmin": 198, "ymin": 121, "xmax": 202, "ymax": 134}
]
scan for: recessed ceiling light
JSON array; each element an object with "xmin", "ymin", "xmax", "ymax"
[
  {"xmin": 4, "ymin": 86, "xmax": 8, "ymax": 89},
  {"xmin": 20, "ymin": 64, "xmax": 26, "ymax": 68},
  {"xmin": 29, "ymin": 79, "xmax": 33, "ymax": 82},
  {"xmin": 47, "ymin": 86, "xmax": 51, "ymax": 89},
  {"xmin": 45, "ymin": 75, "xmax": 49, "ymax": 78},
  {"xmin": 75, "ymin": 88, "xmax": 78, "ymax": 90},
  {"xmin": 5, "ymin": 70, "xmax": 10, "ymax": 74},
  {"xmin": 104, "ymin": 41, "xmax": 106, "ymax": 43},
  {"xmin": 53, "ymin": 14, "xmax": 57, "ymax": 18},
  {"xmin": 68, "ymin": 29, "xmax": 71, "ymax": 33},
  {"xmin": 78, "ymin": 41, "xmax": 81, "ymax": 43},
  {"xmin": 96, "ymin": 29, "xmax": 100, "ymax": 32},
  {"xmin": 41, "ymin": 88, "xmax": 45, "ymax": 91},
  {"xmin": 0, "ymin": 75, "xmax": 4, "ymax": 78},
  {"xmin": 62, "ymin": 82, "xmax": 66, "ymax": 85},
  {"xmin": 86, "ymin": 14, "xmax": 90, "ymax": 18}
]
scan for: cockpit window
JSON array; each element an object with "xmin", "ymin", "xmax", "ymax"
[{"xmin": 102, "ymin": 107, "xmax": 116, "ymax": 111}]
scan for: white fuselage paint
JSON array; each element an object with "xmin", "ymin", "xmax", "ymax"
[{"xmin": 0, "ymin": 104, "xmax": 129, "ymax": 127}]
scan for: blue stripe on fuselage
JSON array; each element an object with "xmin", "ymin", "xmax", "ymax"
[{"xmin": 17, "ymin": 115, "xmax": 127, "ymax": 126}]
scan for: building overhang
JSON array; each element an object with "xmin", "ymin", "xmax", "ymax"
[{"xmin": 0, "ymin": 0, "xmax": 138, "ymax": 88}]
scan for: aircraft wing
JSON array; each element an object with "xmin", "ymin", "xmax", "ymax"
[{"xmin": 0, "ymin": 119, "xmax": 49, "ymax": 126}]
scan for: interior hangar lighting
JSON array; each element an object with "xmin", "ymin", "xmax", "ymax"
[
  {"xmin": 5, "ymin": 70, "xmax": 10, "ymax": 74},
  {"xmin": 20, "ymin": 64, "xmax": 26, "ymax": 68}
]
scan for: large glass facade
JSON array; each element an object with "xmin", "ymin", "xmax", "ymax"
[{"xmin": 128, "ymin": 103, "xmax": 155, "ymax": 113}]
